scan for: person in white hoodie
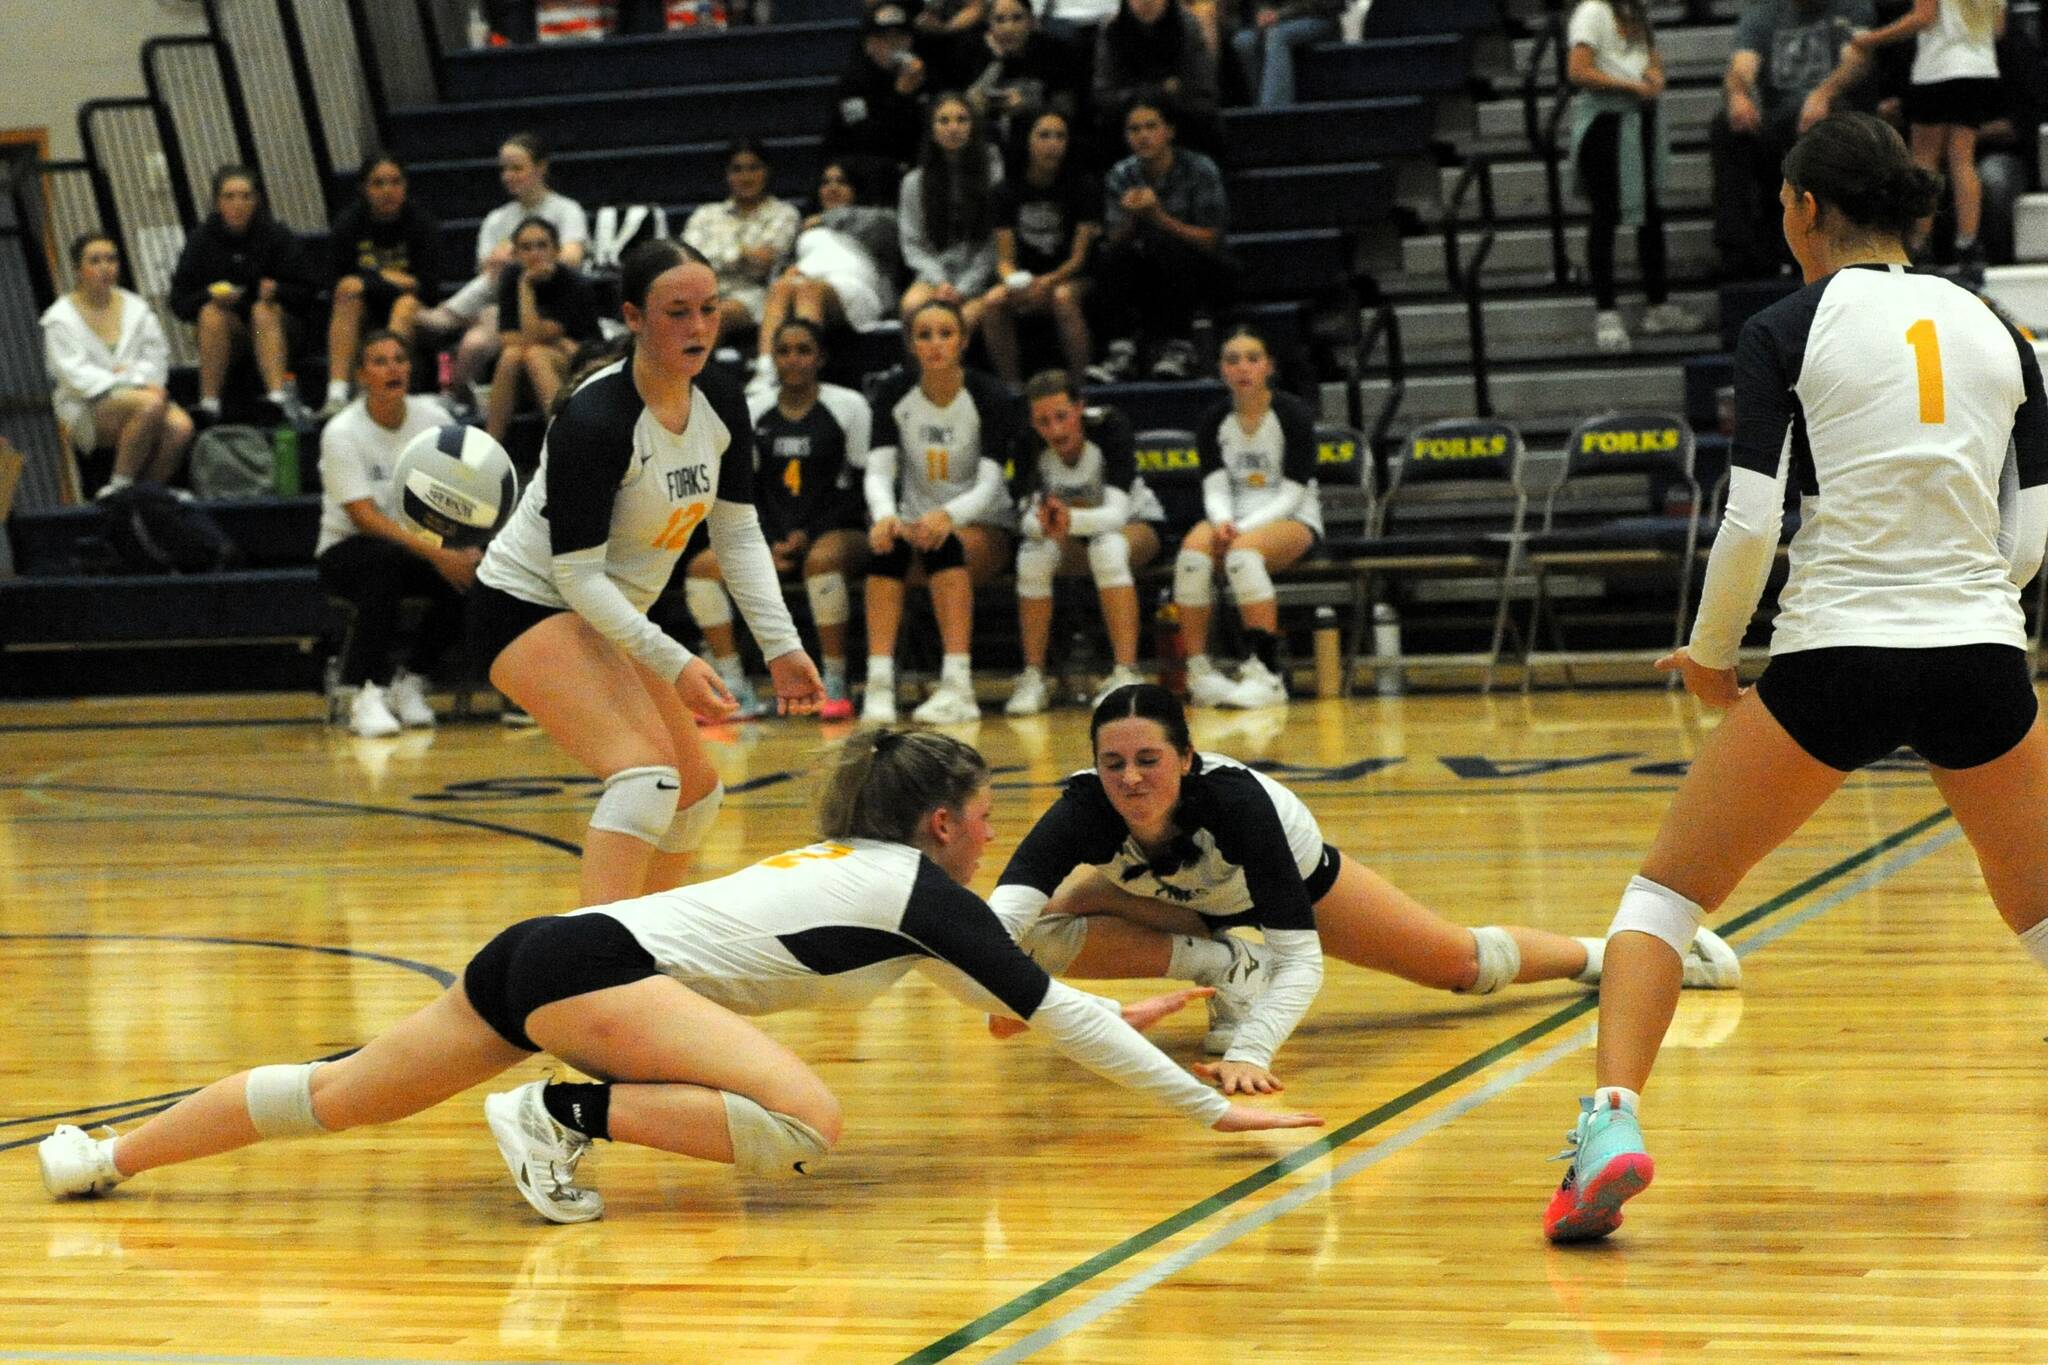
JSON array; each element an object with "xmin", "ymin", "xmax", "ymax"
[{"xmin": 40, "ymin": 233, "xmax": 193, "ymax": 498}]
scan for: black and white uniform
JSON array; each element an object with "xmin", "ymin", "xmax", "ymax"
[
  {"xmin": 1011, "ymin": 406, "xmax": 1165, "ymax": 595},
  {"xmin": 991, "ymin": 753, "xmax": 1333, "ymax": 1070},
  {"xmin": 463, "ymin": 837, "xmax": 1231, "ymax": 1124},
  {"xmin": 1196, "ymin": 390, "xmax": 1324, "ymax": 540},
  {"xmin": 865, "ymin": 369, "xmax": 1021, "ymax": 533},
  {"xmin": 1699, "ymin": 263, "xmax": 2048, "ymax": 770},
  {"xmin": 748, "ymin": 382, "xmax": 872, "ymax": 541},
  {"xmin": 474, "ymin": 359, "xmax": 799, "ymax": 677}
]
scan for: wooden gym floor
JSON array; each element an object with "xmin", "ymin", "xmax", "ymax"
[{"xmin": 1, "ymin": 687, "xmax": 2044, "ymax": 1362}]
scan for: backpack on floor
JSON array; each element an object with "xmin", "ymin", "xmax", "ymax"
[
  {"xmin": 188, "ymin": 424, "xmax": 276, "ymax": 499},
  {"xmin": 97, "ymin": 484, "xmax": 241, "ymax": 574}
]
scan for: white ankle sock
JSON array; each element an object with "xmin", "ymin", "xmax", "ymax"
[
  {"xmin": 1573, "ymin": 936, "xmax": 1605, "ymax": 984},
  {"xmin": 2020, "ymin": 918, "xmax": 2048, "ymax": 971},
  {"xmin": 866, "ymin": 656, "xmax": 895, "ymax": 688},
  {"xmin": 1167, "ymin": 934, "xmax": 1234, "ymax": 984},
  {"xmin": 198, "ymin": 396, "xmax": 222, "ymax": 416},
  {"xmin": 1592, "ymin": 1086, "xmax": 1640, "ymax": 1116},
  {"xmin": 941, "ymin": 653, "xmax": 972, "ymax": 690},
  {"xmin": 1187, "ymin": 653, "xmax": 1214, "ymax": 676},
  {"xmin": 266, "ymin": 388, "xmax": 289, "ymax": 405},
  {"xmin": 325, "ymin": 379, "xmax": 349, "ymax": 403},
  {"xmin": 98, "ymin": 1136, "xmax": 126, "ymax": 1183}
]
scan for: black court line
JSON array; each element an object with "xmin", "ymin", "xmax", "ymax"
[
  {"xmin": 901, "ymin": 808, "xmax": 1954, "ymax": 1363},
  {"xmin": 0, "ymin": 781, "xmax": 583, "ymax": 854}
]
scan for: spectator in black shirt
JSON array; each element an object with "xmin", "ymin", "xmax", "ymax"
[
  {"xmin": 824, "ymin": 3, "xmax": 931, "ymax": 171},
  {"xmin": 322, "ymin": 153, "xmax": 443, "ymax": 417},
  {"xmin": 981, "ymin": 110, "xmax": 1101, "ymax": 382},
  {"xmin": 485, "ymin": 216, "xmax": 602, "ymax": 441},
  {"xmin": 965, "ymin": 0, "xmax": 1085, "ymax": 151},
  {"xmin": 168, "ymin": 164, "xmax": 316, "ymax": 422}
]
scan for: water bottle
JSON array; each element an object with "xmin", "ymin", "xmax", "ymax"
[
  {"xmin": 437, "ymin": 349, "xmax": 455, "ymax": 393},
  {"xmin": 1312, "ymin": 606, "xmax": 1342, "ymax": 699},
  {"xmin": 1154, "ymin": 595, "xmax": 1186, "ymax": 696},
  {"xmin": 1372, "ymin": 601, "xmax": 1404, "ymax": 697},
  {"xmin": 271, "ymin": 423, "xmax": 300, "ymax": 496}
]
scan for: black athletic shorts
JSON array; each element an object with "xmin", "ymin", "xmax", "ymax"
[
  {"xmin": 866, "ymin": 532, "xmax": 967, "ymax": 579},
  {"xmin": 1905, "ymin": 77, "xmax": 2002, "ymax": 129},
  {"xmin": 1754, "ymin": 643, "xmax": 2037, "ymax": 772},
  {"xmin": 1204, "ymin": 844, "xmax": 1344, "ymax": 932},
  {"xmin": 469, "ymin": 581, "xmax": 568, "ymax": 671},
  {"xmin": 463, "ymin": 912, "xmax": 661, "ymax": 1051}
]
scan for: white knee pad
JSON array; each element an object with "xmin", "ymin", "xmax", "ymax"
[
  {"xmin": 1607, "ymin": 874, "xmax": 1706, "ymax": 960},
  {"xmin": 657, "ymin": 779, "xmax": 723, "ymax": 853},
  {"xmin": 245, "ymin": 1062, "xmax": 329, "ymax": 1139},
  {"xmin": 683, "ymin": 576, "xmax": 732, "ymax": 629},
  {"xmin": 1457, "ymin": 925, "xmax": 1522, "ymax": 995},
  {"xmin": 721, "ymin": 1090, "xmax": 832, "ymax": 1177},
  {"xmin": 1173, "ymin": 548, "xmax": 1214, "ymax": 609},
  {"xmin": 591, "ymin": 765, "xmax": 682, "ymax": 846},
  {"xmin": 804, "ymin": 572, "xmax": 850, "ymax": 628},
  {"xmin": 1086, "ymin": 532, "xmax": 1134, "ymax": 590},
  {"xmin": 1019, "ymin": 913, "xmax": 1090, "ymax": 974},
  {"xmin": 1224, "ymin": 547, "xmax": 1275, "ymax": 605},
  {"xmin": 1015, "ymin": 537, "xmax": 1062, "ymax": 600}
]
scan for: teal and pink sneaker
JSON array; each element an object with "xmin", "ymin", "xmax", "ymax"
[{"xmin": 1544, "ymin": 1093, "xmax": 1654, "ymax": 1243}]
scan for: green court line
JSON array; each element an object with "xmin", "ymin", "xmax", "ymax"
[{"xmin": 902, "ymin": 807, "xmax": 1955, "ymax": 1363}]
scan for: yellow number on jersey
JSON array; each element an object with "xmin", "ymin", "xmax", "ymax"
[
  {"xmin": 649, "ymin": 501, "xmax": 708, "ymax": 551},
  {"xmin": 1906, "ymin": 318, "xmax": 1945, "ymax": 424},
  {"xmin": 782, "ymin": 458, "xmax": 802, "ymax": 497},
  {"xmin": 925, "ymin": 448, "xmax": 949, "ymax": 482},
  {"xmin": 758, "ymin": 842, "xmax": 854, "ymax": 869}
]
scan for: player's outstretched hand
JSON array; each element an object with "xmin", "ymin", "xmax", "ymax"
[
  {"xmin": 1121, "ymin": 986, "xmax": 1213, "ymax": 1033},
  {"xmin": 1193, "ymin": 1059, "xmax": 1284, "ymax": 1095},
  {"xmin": 1212, "ymin": 1104, "xmax": 1323, "ymax": 1132},
  {"xmin": 767, "ymin": 649, "xmax": 826, "ymax": 715},
  {"xmin": 676, "ymin": 657, "xmax": 741, "ymax": 721}
]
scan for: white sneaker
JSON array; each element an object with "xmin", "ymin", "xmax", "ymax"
[
  {"xmin": 1223, "ymin": 657, "xmax": 1288, "ymax": 709},
  {"xmin": 39, "ymin": 1125, "xmax": 124, "ymax": 1197},
  {"xmin": 1594, "ymin": 310, "xmax": 1632, "ymax": 353},
  {"xmin": 349, "ymin": 682, "xmax": 403, "ymax": 738},
  {"xmin": 912, "ymin": 680, "xmax": 981, "ymax": 725},
  {"xmin": 1681, "ymin": 926, "xmax": 1742, "ymax": 989},
  {"xmin": 484, "ymin": 1081, "xmax": 603, "ymax": 1224},
  {"xmin": 387, "ymin": 670, "xmax": 437, "ymax": 728},
  {"xmin": 1640, "ymin": 301, "xmax": 1708, "ymax": 336},
  {"xmin": 1004, "ymin": 669, "xmax": 1050, "ymax": 717},
  {"xmin": 1091, "ymin": 664, "xmax": 1145, "ymax": 708},
  {"xmin": 1203, "ymin": 934, "xmax": 1269, "ymax": 1056},
  {"xmin": 861, "ymin": 685, "xmax": 898, "ymax": 725},
  {"xmin": 1188, "ymin": 666, "xmax": 1239, "ymax": 708}
]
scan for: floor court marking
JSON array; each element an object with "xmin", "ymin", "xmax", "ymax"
[
  {"xmin": 0, "ymin": 1353, "xmax": 580, "ymax": 1365},
  {"xmin": 904, "ymin": 808, "xmax": 1957, "ymax": 1363}
]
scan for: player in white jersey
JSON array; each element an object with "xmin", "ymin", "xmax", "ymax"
[
  {"xmin": 1543, "ymin": 114, "xmax": 2048, "ymax": 1244},
  {"xmin": 470, "ymin": 239, "xmax": 824, "ymax": 907},
  {"xmin": 37, "ymin": 731, "xmax": 1321, "ymax": 1223},
  {"xmin": 993, "ymin": 685, "xmax": 1739, "ymax": 1095},
  {"xmin": 1175, "ymin": 326, "xmax": 1326, "ymax": 710},
  {"xmin": 860, "ymin": 298, "xmax": 1023, "ymax": 725},
  {"xmin": 1004, "ymin": 371, "xmax": 1166, "ymax": 716}
]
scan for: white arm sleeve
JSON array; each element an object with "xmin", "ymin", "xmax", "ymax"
[
  {"xmin": 819, "ymin": 385, "xmax": 872, "ymax": 468},
  {"xmin": 1232, "ymin": 478, "xmax": 1305, "ymax": 534},
  {"xmin": 865, "ymin": 446, "xmax": 900, "ymax": 521},
  {"xmin": 2006, "ymin": 485, "xmax": 2048, "ymax": 589},
  {"xmin": 1019, "ymin": 493, "xmax": 1047, "ymax": 540},
  {"xmin": 986, "ymin": 883, "xmax": 1049, "ymax": 941},
  {"xmin": 1202, "ymin": 469, "xmax": 1234, "ymax": 527},
  {"xmin": 551, "ymin": 545, "xmax": 694, "ymax": 681},
  {"xmin": 1065, "ymin": 485, "xmax": 1131, "ymax": 539},
  {"xmin": 942, "ymin": 457, "xmax": 1005, "ymax": 525},
  {"xmin": 1218, "ymin": 928, "xmax": 1324, "ymax": 1070},
  {"xmin": 1687, "ymin": 464, "xmax": 1785, "ymax": 670},
  {"xmin": 707, "ymin": 498, "xmax": 805, "ymax": 659}
]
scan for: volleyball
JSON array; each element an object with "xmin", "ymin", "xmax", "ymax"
[{"xmin": 392, "ymin": 424, "xmax": 518, "ymax": 549}]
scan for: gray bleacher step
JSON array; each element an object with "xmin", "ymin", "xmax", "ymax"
[
  {"xmin": 1429, "ymin": 150, "xmax": 1711, "ymax": 224},
  {"xmin": 1395, "ymin": 290, "xmax": 1720, "ymax": 364},
  {"xmin": 1400, "ymin": 216, "xmax": 1719, "ymax": 284},
  {"xmin": 1507, "ymin": 25, "xmax": 1733, "ymax": 89},
  {"xmin": 1469, "ymin": 86, "xmax": 1719, "ymax": 155},
  {"xmin": 1320, "ymin": 361, "xmax": 1687, "ymax": 427}
]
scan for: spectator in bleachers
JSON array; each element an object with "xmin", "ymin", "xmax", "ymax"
[
  {"xmin": 859, "ymin": 297, "xmax": 1021, "ymax": 725},
  {"xmin": 42, "ymin": 233, "xmax": 193, "ymax": 499},
  {"xmin": 981, "ymin": 109, "xmax": 1101, "ymax": 382},
  {"xmin": 825, "ymin": 3, "xmax": 930, "ymax": 170},
  {"xmin": 682, "ymin": 139, "xmax": 803, "ymax": 349},
  {"xmin": 899, "ymin": 92, "xmax": 1006, "ymax": 334},
  {"xmin": 169, "ymin": 165, "xmax": 316, "ymax": 423},
  {"xmin": 686, "ymin": 319, "xmax": 872, "ymax": 719},
  {"xmin": 1711, "ymin": 0, "xmax": 1876, "ymax": 279},
  {"xmin": 417, "ymin": 134, "xmax": 590, "ymax": 404},
  {"xmin": 484, "ymin": 217, "xmax": 603, "ymax": 441},
  {"xmin": 1976, "ymin": 20, "xmax": 2046, "ymax": 265},
  {"xmin": 322, "ymin": 153, "xmax": 443, "ymax": 418},
  {"xmin": 1567, "ymin": 0, "xmax": 1704, "ymax": 352},
  {"xmin": 1172, "ymin": 324, "xmax": 1320, "ymax": 710},
  {"xmin": 315, "ymin": 330, "xmax": 466, "ymax": 738},
  {"xmin": 1848, "ymin": 0, "xmax": 2005, "ymax": 277},
  {"xmin": 753, "ymin": 159, "xmax": 903, "ymax": 389},
  {"xmin": 1087, "ymin": 97, "xmax": 1231, "ymax": 382},
  {"xmin": 1230, "ymin": 0, "xmax": 1340, "ymax": 107},
  {"xmin": 915, "ymin": 0, "xmax": 991, "ymax": 87},
  {"xmin": 1093, "ymin": 0, "xmax": 1220, "ymax": 152},
  {"xmin": 965, "ymin": 0, "xmax": 1086, "ymax": 151},
  {"xmin": 1002, "ymin": 371, "xmax": 1162, "ymax": 715}
]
